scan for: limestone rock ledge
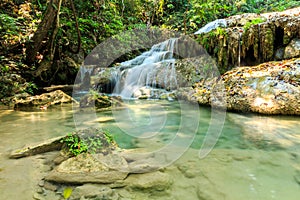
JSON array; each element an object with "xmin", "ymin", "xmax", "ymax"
[
  {"xmin": 181, "ymin": 58, "xmax": 300, "ymax": 115},
  {"xmin": 195, "ymin": 7, "xmax": 300, "ymax": 72},
  {"xmin": 12, "ymin": 90, "xmax": 75, "ymax": 110}
]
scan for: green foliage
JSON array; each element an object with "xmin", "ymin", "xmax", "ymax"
[
  {"xmin": 85, "ymin": 137, "xmax": 103, "ymax": 154},
  {"xmin": 199, "ymin": 36, "xmax": 210, "ymax": 49},
  {"xmin": 215, "ymin": 27, "xmax": 227, "ymax": 36},
  {"xmin": 0, "ymin": 13, "xmax": 19, "ymax": 36},
  {"xmin": 0, "ymin": 64, "xmax": 32, "ymax": 100},
  {"xmin": 89, "ymin": 89, "xmax": 101, "ymax": 99},
  {"xmin": 243, "ymin": 17, "xmax": 266, "ymax": 32},
  {"xmin": 56, "ymin": 0, "xmax": 128, "ymax": 54},
  {"xmin": 0, "ymin": 13, "xmax": 21, "ymax": 47},
  {"xmin": 238, "ymin": 0, "xmax": 300, "ymax": 13},
  {"xmin": 60, "ymin": 130, "xmax": 115, "ymax": 156},
  {"xmin": 103, "ymin": 129, "xmax": 114, "ymax": 144},
  {"xmin": 158, "ymin": 0, "xmax": 300, "ymax": 33},
  {"xmin": 23, "ymin": 82, "xmax": 38, "ymax": 95},
  {"xmin": 1, "ymin": 65, "xmax": 10, "ymax": 74},
  {"xmin": 61, "ymin": 133, "xmax": 88, "ymax": 156}
]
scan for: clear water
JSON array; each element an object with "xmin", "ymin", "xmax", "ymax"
[{"xmin": 0, "ymin": 101, "xmax": 300, "ymax": 199}]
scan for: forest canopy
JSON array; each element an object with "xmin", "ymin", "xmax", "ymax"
[{"xmin": 0, "ymin": 0, "xmax": 299, "ymax": 100}]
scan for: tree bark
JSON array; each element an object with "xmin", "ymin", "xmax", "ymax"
[
  {"xmin": 49, "ymin": 0, "xmax": 63, "ymax": 60},
  {"xmin": 26, "ymin": 0, "xmax": 60, "ymax": 64}
]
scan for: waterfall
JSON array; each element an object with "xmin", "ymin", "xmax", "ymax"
[
  {"xmin": 238, "ymin": 29, "xmax": 243, "ymax": 67},
  {"xmin": 257, "ymin": 23, "xmax": 261, "ymax": 63},
  {"xmin": 194, "ymin": 19, "xmax": 227, "ymax": 35},
  {"xmin": 113, "ymin": 38, "xmax": 179, "ymax": 99},
  {"xmin": 80, "ymin": 65, "xmax": 94, "ymax": 82}
]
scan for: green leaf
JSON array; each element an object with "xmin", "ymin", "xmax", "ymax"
[{"xmin": 63, "ymin": 187, "xmax": 73, "ymax": 199}]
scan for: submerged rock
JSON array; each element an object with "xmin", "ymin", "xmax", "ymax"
[
  {"xmin": 228, "ymin": 112, "xmax": 300, "ymax": 150},
  {"xmin": 125, "ymin": 171, "xmax": 172, "ymax": 191},
  {"xmin": 70, "ymin": 184, "xmax": 119, "ymax": 200},
  {"xmin": 27, "ymin": 142, "xmax": 300, "ymax": 200},
  {"xmin": 294, "ymin": 171, "xmax": 300, "ymax": 186}
]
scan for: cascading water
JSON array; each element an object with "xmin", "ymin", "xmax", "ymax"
[
  {"xmin": 112, "ymin": 38, "xmax": 179, "ymax": 99},
  {"xmin": 238, "ymin": 29, "xmax": 242, "ymax": 67},
  {"xmin": 80, "ymin": 65, "xmax": 94, "ymax": 82},
  {"xmin": 77, "ymin": 65, "xmax": 94, "ymax": 93},
  {"xmin": 194, "ymin": 19, "xmax": 227, "ymax": 34}
]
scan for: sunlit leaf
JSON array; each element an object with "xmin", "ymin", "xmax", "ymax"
[{"xmin": 63, "ymin": 187, "xmax": 73, "ymax": 199}]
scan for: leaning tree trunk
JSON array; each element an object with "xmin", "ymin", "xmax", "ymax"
[{"xmin": 26, "ymin": 0, "xmax": 60, "ymax": 64}]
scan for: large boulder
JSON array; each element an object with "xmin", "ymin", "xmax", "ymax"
[
  {"xmin": 46, "ymin": 153, "xmax": 129, "ymax": 184},
  {"xmin": 79, "ymin": 93, "xmax": 123, "ymax": 109},
  {"xmin": 92, "ymin": 67, "xmax": 119, "ymax": 93},
  {"xmin": 284, "ymin": 38, "xmax": 300, "ymax": 59},
  {"xmin": 12, "ymin": 90, "xmax": 75, "ymax": 110}
]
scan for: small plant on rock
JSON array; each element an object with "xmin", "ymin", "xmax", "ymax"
[
  {"xmin": 61, "ymin": 133, "xmax": 88, "ymax": 156},
  {"xmin": 85, "ymin": 137, "xmax": 102, "ymax": 154},
  {"xmin": 103, "ymin": 129, "xmax": 114, "ymax": 144},
  {"xmin": 60, "ymin": 129, "xmax": 117, "ymax": 156}
]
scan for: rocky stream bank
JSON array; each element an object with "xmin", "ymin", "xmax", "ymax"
[{"xmin": 179, "ymin": 58, "xmax": 300, "ymax": 115}]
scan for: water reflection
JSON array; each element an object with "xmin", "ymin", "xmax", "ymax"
[{"xmin": 228, "ymin": 113, "xmax": 300, "ymax": 151}]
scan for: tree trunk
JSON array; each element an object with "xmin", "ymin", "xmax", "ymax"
[{"xmin": 25, "ymin": 0, "xmax": 60, "ymax": 64}]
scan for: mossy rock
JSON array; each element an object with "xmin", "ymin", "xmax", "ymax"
[
  {"xmin": 80, "ymin": 93, "xmax": 123, "ymax": 109},
  {"xmin": 61, "ymin": 128, "xmax": 118, "ymax": 156}
]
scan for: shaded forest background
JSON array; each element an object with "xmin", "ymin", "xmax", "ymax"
[{"xmin": 0, "ymin": 0, "xmax": 299, "ymax": 101}]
